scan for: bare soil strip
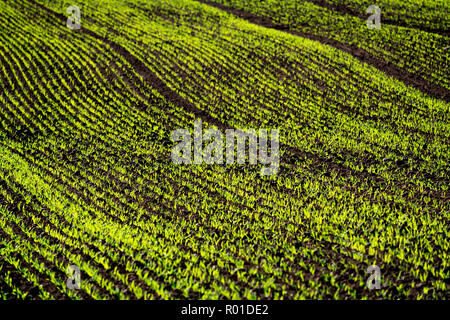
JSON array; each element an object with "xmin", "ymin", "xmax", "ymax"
[
  {"xmin": 26, "ymin": 0, "xmax": 230, "ymax": 132},
  {"xmin": 24, "ymin": 0, "xmax": 446, "ymax": 202},
  {"xmin": 196, "ymin": 0, "xmax": 450, "ymax": 102},
  {"xmin": 307, "ymin": 0, "xmax": 450, "ymax": 36}
]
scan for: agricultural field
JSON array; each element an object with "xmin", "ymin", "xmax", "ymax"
[{"xmin": 0, "ymin": 0, "xmax": 449, "ymax": 300}]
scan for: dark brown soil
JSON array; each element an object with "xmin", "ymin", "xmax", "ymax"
[
  {"xmin": 196, "ymin": 0, "xmax": 450, "ymax": 102},
  {"xmin": 308, "ymin": 0, "xmax": 450, "ymax": 36}
]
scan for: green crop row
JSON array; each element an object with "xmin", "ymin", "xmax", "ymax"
[
  {"xmin": 205, "ymin": 0, "xmax": 449, "ymax": 90},
  {"xmin": 0, "ymin": 0, "xmax": 448, "ymax": 299},
  {"xmin": 313, "ymin": 0, "xmax": 449, "ymax": 31}
]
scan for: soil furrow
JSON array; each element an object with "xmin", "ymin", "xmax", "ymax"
[{"xmin": 195, "ymin": 0, "xmax": 450, "ymax": 102}]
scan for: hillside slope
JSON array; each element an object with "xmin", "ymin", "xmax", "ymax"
[{"xmin": 0, "ymin": 0, "xmax": 448, "ymax": 299}]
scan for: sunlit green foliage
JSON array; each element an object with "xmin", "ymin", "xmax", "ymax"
[{"xmin": 0, "ymin": 0, "xmax": 448, "ymax": 299}]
